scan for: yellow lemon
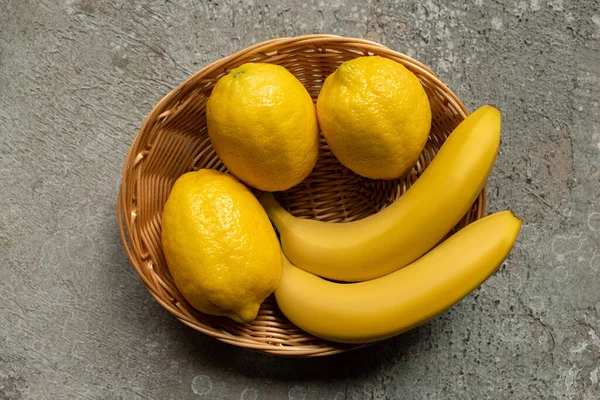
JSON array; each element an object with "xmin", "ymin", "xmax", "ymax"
[
  {"xmin": 161, "ymin": 169, "xmax": 282, "ymax": 323},
  {"xmin": 316, "ymin": 56, "xmax": 432, "ymax": 179},
  {"xmin": 206, "ymin": 63, "xmax": 319, "ymax": 192}
]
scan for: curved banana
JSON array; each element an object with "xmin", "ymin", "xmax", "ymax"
[
  {"xmin": 275, "ymin": 210, "xmax": 522, "ymax": 343},
  {"xmin": 261, "ymin": 105, "xmax": 502, "ymax": 282}
]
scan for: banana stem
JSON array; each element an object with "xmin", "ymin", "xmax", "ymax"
[{"xmin": 260, "ymin": 193, "xmax": 295, "ymax": 229}]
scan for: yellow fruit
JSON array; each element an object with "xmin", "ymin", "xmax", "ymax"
[
  {"xmin": 316, "ymin": 55, "xmax": 432, "ymax": 179},
  {"xmin": 261, "ymin": 105, "xmax": 501, "ymax": 282},
  {"xmin": 206, "ymin": 63, "xmax": 319, "ymax": 192},
  {"xmin": 275, "ymin": 210, "xmax": 522, "ymax": 343},
  {"xmin": 161, "ymin": 169, "xmax": 282, "ymax": 323}
]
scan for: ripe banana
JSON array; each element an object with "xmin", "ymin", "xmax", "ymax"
[
  {"xmin": 261, "ymin": 105, "xmax": 502, "ymax": 282},
  {"xmin": 275, "ymin": 210, "xmax": 521, "ymax": 343}
]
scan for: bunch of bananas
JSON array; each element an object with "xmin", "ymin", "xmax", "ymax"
[{"xmin": 261, "ymin": 105, "xmax": 522, "ymax": 343}]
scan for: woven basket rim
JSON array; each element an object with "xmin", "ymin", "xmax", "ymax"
[{"xmin": 117, "ymin": 34, "xmax": 482, "ymax": 357}]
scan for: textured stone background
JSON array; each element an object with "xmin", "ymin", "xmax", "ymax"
[{"xmin": 1, "ymin": 0, "xmax": 599, "ymax": 399}]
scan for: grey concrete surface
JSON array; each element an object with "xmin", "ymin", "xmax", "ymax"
[{"xmin": 1, "ymin": 0, "xmax": 599, "ymax": 399}]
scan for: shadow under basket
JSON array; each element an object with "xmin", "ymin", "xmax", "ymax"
[{"xmin": 117, "ymin": 34, "xmax": 486, "ymax": 357}]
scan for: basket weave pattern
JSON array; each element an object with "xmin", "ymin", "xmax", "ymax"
[{"xmin": 118, "ymin": 35, "xmax": 486, "ymax": 357}]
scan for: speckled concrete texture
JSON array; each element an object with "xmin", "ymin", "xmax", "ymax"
[{"xmin": 1, "ymin": 0, "xmax": 599, "ymax": 399}]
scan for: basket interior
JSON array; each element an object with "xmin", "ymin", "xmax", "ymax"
[{"xmin": 119, "ymin": 36, "xmax": 483, "ymax": 356}]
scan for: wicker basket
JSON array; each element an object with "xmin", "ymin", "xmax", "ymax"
[{"xmin": 118, "ymin": 34, "xmax": 486, "ymax": 357}]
